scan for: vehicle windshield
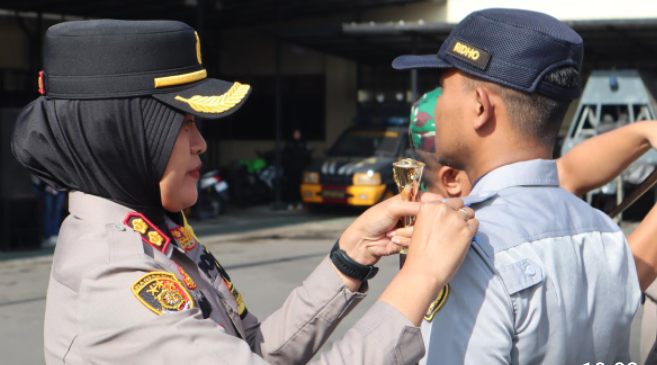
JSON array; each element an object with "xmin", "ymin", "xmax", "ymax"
[{"xmin": 329, "ymin": 129, "xmax": 400, "ymax": 157}]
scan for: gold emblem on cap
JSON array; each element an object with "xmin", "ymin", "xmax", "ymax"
[
  {"xmin": 195, "ymin": 31, "xmax": 202, "ymax": 65},
  {"xmin": 174, "ymin": 82, "xmax": 250, "ymax": 114}
]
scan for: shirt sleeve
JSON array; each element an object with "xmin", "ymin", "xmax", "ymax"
[
  {"xmin": 313, "ymin": 302, "xmax": 425, "ymax": 365},
  {"xmin": 242, "ymin": 257, "xmax": 366, "ymax": 363},
  {"xmin": 244, "ymin": 257, "xmax": 425, "ymax": 365},
  {"xmin": 76, "ymin": 255, "xmax": 424, "ymax": 365},
  {"xmin": 421, "ymin": 248, "xmax": 515, "ymax": 365}
]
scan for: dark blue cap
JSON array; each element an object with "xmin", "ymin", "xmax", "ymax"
[{"xmin": 393, "ymin": 8, "xmax": 584, "ymax": 100}]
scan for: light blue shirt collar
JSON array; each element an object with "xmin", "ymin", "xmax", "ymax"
[{"xmin": 470, "ymin": 159, "xmax": 560, "ymax": 195}]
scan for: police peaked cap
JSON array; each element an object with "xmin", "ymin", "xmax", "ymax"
[{"xmin": 40, "ymin": 19, "xmax": 251, "ymax": 119}]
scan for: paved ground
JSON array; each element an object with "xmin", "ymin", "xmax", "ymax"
[{"xmin": 0, "ymin": 207, "xmax": 648, "ymax": 364}]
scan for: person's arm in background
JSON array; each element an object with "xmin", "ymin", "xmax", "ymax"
[
  {"xmin": 557, "ymin": 121, "xmax": 657, "ymax": 196},
  {"xmin": 626, "ymin": 204, "xmax": 657, "ymax": 292},
  {"xmin": 556, "ymin": 120, "xmax": 657, "ymax": 291}
]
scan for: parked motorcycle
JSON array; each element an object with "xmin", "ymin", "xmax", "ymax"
[{"xmin": 187, "ymin": 169, "xmax": 229, "ymax": 221}]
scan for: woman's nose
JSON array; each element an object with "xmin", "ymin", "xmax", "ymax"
[{"xmin": 191, "ymin": 125, "xmax": 207, "ymax": 155}]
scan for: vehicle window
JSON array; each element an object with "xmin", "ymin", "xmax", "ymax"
[
  {"xmin": 597, "ymin": 104, "xmax": 630, "ymax": 134},
  {"xmin": 330, "ymin": 130, "xmax": 400, "ymax": 157}
]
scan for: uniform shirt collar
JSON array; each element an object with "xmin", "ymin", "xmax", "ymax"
[
  {"xmin": 470, "ymin": 159, "xmax": 559, "ymax": 195},
  {"xmin": 69, "ymin": 191, "xmax": 175, "ymax": 258},
  {"xmin": 69, "ymin": 191, "xmax": 134, "ymax": 223}
]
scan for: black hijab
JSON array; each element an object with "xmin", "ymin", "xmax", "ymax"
[{"xmin": 11, "ymin": 96, "xmax": 185, "ymax": 226}]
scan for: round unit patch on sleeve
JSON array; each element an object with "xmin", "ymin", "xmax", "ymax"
[
  {"xmin": 132, "ymin": 272, "xmax": 195, "ymax": 315},
  {"xmin": 424, "ymin": 284, "xmax": 450, "ymax": 322}
]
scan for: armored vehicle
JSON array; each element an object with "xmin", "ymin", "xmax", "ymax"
[{"xmin": 561, "ymin": 70, "xmax": 657, "ymax": 214}]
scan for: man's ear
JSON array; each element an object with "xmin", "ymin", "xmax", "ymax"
[
  {"xmin": 438, "ymin": 166, "xmax": 463, "ymax": 198},
  {"xmin": 474, "ymin": 86, "xmax": 494, "ymax": 131}
]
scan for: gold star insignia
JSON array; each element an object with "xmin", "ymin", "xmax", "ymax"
[
  {"xmin": 147, "ymin": 284, "xmax": 159, "ymax": 296},
  {"xmin": 132, "ymin": 219, "xmax": 148, "ymax": 234},
  {"xmin": 148, "ymin": 231, "xmax": 164, "ymax": 247}
]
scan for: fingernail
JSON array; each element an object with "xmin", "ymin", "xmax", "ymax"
[
  {"xmin": 465, "ymin": 203, "xmax": 471, "ymax": 207},
  {"xmin": 386, "ymin": 231, "xmax": 396, "ymax": 237},
  {"xmin": 472, "ymin": 237, "xmax": 480, "ymax": 243},
  {"xmin": 392, "ymin": 237, "xmax": 401, "ymax": 244}
]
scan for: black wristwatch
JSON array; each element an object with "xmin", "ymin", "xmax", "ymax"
[{"xmin": 330, "ymin": 240, "xmax": 379, "ymax": 281}]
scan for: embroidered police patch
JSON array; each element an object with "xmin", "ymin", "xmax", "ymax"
[
  {"xmin": 199, "ymin": 245, "xmax": 249, "ymax": 319},
  {"xmin": 170, "ymin": 226, "xmax": 197, "ymax": 251},
  {"xmin": 177, "ymin": 265, "xmax": 197, "ymax": 290},
  {"xmin": 445, "ymin": 38, "xmax": 491, "ymax": 70},
  {"xmin": 424, "ymin": 284, "xmax": 450, "ymax": 322},
  {"xmin": 132, "ymin": 272, "xmax": 194, "ymax": 315}
]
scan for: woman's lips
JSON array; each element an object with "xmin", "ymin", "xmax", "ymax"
[{"xmin": 188, "ymin": 166, "xmax": 201, "ymax": 179}]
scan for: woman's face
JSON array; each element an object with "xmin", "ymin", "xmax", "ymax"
[{"xmin": 160, "ymin": 114, "xmax": 207, "ymax": 212}]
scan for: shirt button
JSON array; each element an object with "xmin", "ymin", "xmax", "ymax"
[
  {"xmin": 525, "ymin": 265, "xmax": 536, "ymax": 276},
  {"xmin": 113, "ymin": 224, "xmax": 126, "ymax": 231}
]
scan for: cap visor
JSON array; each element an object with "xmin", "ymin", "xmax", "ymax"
[
  {"xmin": 154, "ymin": 78, "xmax": 252, "ymax": 120},
  {"xmin": 392, "ymin": 54, "xmax": 452, "ymax": 70}
]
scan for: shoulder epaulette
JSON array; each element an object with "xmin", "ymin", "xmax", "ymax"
[{"xmin": 124, "ymin": 212, "xmax": 171, "ymax": 253}]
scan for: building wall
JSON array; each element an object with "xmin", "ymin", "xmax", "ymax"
[
  {"xmin": 0, "ymin": 18, "xmax": 31, "ymax": 70},
  {"xmin": 214, "ymin": 25, "xmax": 357, "ymax": 165}
]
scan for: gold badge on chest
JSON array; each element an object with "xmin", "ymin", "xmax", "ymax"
[{"xmin": 170, "ymin": 226, "xmax": 197, "ymax": 251}]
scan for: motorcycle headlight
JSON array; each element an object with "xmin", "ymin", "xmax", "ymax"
[
  {"xmin": 353, "ymin": 171, "xmax": 381, "ymax": 186},
  {"xmin": 303, "ymin": 172, "xmax": 319, "ymax": 184}
]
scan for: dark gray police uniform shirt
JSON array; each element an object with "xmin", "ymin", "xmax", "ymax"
[
  {"xmin": 421, "ymin": 159, "xmax": 641, "ymax": 365},
  {"xmin": 44, "ymin": 191, "xmax": 425, "ymax": 365}
]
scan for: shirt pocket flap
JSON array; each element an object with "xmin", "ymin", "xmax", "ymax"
[{"xmin": 498, "ymin": 258, "xmax": 544, "ymax": 295}]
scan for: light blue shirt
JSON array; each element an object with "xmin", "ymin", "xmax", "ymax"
[{"xmin": 421, "ymin": 159, "xmax": 641, "ymax": 365}]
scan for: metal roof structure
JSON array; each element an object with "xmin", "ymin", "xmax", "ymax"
[
  {"xmin": 267, "ymin": 18, "xmax": 657, "ymax": 70},
  {"xmin": 0, "ymin": 0, "xmax": 431, "ymax": 28}
]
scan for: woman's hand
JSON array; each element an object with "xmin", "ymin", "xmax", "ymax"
[
  {"xmin": 403, "ymin": 198, "xmax": 478, "ymax": 285},
  {"xmin": 338, "ymin": 192, "xmax": 445, "ymax": 266},
  {"xmin": 385, "ymin": 226, "xmax": 414, "ymax": 249},
  {"xmin": 379, "ymin": 198, "xmax": 478, "ymax": 326},
  {"xmin": 383, "ymin": 192, "xmax": 447, "ymax": 251}
]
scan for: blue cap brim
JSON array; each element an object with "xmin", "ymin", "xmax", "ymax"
[{"xmin": 392, "ymin": 54, "xmax": 453, "ymax": 70}]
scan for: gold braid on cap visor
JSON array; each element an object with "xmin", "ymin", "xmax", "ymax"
[{"xmin": 174, "ymin": 82, "xmax": 250, "ymax": 113}]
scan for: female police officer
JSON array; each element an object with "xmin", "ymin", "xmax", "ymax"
[{"xmin": 12, "ymin": 20, "xmax": 477, "ymax": 365}]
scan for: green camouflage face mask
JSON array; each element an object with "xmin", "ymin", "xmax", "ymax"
[{"xmin": 409, "ymin": 87, "xmax": 441, "ymax": 153}]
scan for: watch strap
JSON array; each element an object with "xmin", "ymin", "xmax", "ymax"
[{"xmin": 330, "ymin": 240, "xmax": 379, "ymax": 281}]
